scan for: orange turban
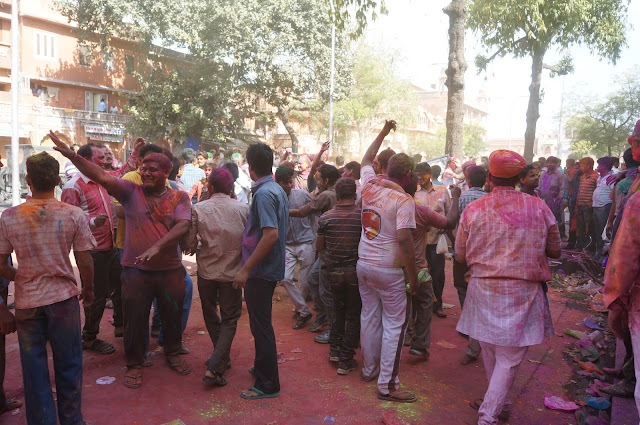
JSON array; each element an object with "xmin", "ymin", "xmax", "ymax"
[{"xmin": 489, "ymin": 150, "xmax": 526, "ymax": 178}]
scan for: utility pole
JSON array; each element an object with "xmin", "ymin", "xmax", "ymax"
[
  {"xmin": 10, "ymin": 0, "xmax": 19, "ymax": 205},
  {"xmin": 328, "ymin": 0, "xmax": 336, "ymax": 154}
]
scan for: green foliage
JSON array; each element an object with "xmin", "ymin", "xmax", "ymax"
[
  {"xmin": 463, "ymin": 123, "xmax": 486, "ymax": 157},
  {"xmin": 331, "ymin": 0, "xmax": 387, "ymax": 39},
  {"xmin": 469, "ymin": 0, "xmax": 629, "ymax": 66},
  {"xmin": 55, "ymin": 0, "xmax": 353, "ymax": 140},
  {"xmin": 407, "ymin": 129, "xmax": 446, "ymax": 160},
  {"xmin": 332, "ymin": 43, "xmax": 416, "ymax": 151},
  {"xmin": 567, "ymin": 67, "xmax": 640, "ymax": 157},
  {"xmin": 570, "ymin": 140, "xmax": 597, "ymax": 159}
]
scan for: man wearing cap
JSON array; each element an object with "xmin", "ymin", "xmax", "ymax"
[
  {"xmin": 456, "ymin": 150, "xmax": 561, "ymax": 425},
  {"xmin": 459, "ymin": 160, "xmax": 477, "ymax": 193}
]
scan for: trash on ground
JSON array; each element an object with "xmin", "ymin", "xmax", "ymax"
[
  {"xmin": 382, "ymin": 411, "xmax": 406, "ymax": 425},
  {"xmin": 590, "ymin": 294, "xmax": 607, "ymax": 312},
  {"xmin": 197, "ymin": 331, "xmax": 206, "ymax": 335},
  {"xmin": 161, "ymin": 420, "xmax": 186, "ymax": 425},
  {"xmin": 582, "ymin": 317, "xmax": 604, "ymax": 331},
  {"xmin": 586, "ymin": 397, "xmax": 611, "ymax": 410},
  {"xmin": 442, "ymin": 303, "xmax": 455, "ymax": 310},
  {"xmin": 528, "ymin": 359, "xmax": 542, "ymax": 364},
  {"xmin": 291, "ymin": 348, "xmax": 303, "ymax": 353},
  {"xmin": 96, "ymin": 376, "xmax": 116, "ymax": 385},
  {"xmin": 564, "ymin": 329, "xmax": 587, "ymax": 340},
  {"xmin": 324, "ymin": 416, "xmax": 335, "ymax": 422},
  {"xmin": 575, "ymin": 360, "xmax": 604, "ymax": 376},
  {"xmin": 578, "ymin": 347, "xmax": 600, "ymax": 362},
  {"xmin": 277, "ymin": 352, "xmax": 286, "ymax": 364},
  {"xmin": 544, "ymin": 395, "xmax": 580, "ymax": 411}
]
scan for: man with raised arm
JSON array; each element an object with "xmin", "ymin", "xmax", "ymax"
[
  {"xmin": 0, "ymin": 152, "xmax": 95, "ymax": 424},
  {"xmin": 49, "ymin": 131, "xmax": 192, "ymax": 390},
  {"xmin": 358, "ymin": 120, "xmax": 419, "ymax": 403}
]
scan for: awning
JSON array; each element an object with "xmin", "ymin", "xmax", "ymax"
[{"xmin": 226, "ymin": 138, "xmax": 249, "ymax": 149}]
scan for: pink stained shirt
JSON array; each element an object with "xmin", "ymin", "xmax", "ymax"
[
  {"xmin": 358, "ymin": 165, "xmax": 416, "ymax": 269},
  {"xmin": 455, "ymin": 186, "xmax": 560, "ymax": 347},
  {"xmin": 414, "ymin": 183, "xmax": 451, "ymax": 245},
  {"xmin": 0, "ymin": 198, "xmax": 96, "ymax": 309},
  {"xmin": 109, "ymin": 179, "xmax": 192, "ymax": 271},
  {"xmin": 62, "ymin": 173, "xmax": 115, "ymax": 251},
  {"xmin": 603, "ymin": 190, "xmax": 640, "ymax": 309}
]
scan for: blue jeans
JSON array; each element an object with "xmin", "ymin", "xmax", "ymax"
[{"xmin": 16, "ymin": 297, "xmax": 83, "ymax": 425}]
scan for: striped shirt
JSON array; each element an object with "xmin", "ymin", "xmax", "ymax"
[
  {"xmin": 577, "ymin": 170, "xmax": 598, "ymax": 206},
  {"xmin": 317, "ymin": 203, "xmax": 362, "ymax": 268}
]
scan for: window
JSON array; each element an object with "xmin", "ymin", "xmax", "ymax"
[
  {"xmin": 85, "ymin": 92, "xmax": 108, "ymax": 113},
  {"xmin": 34, "ymin": 31, "xmax": 56, "ymax": 60},
  {"xmin": 102, "ymin": 50, "xmax": 114, "ymax": 71},
  {"xmin": 125, "ymin": 55, "xmax": 135, "ymax": 75},
  {"xmin": 78, "ymin": 44, "xmax": 92, "ymax": 67}
]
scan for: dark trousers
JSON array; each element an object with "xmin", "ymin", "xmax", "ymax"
[
  {"xmin": 576, "ymin": 205, "xmax": 594, "ymax": 250},
  {"xmin": 244, "ymin": 277, "xmax": 280, "ymax": 394},
  {"xmin": 198, "ymin": 276, "xmax": 242, "ymax": 375},
  {"xmin": 309, "ymin": 258, "xmax": 334, "ymax": 325},
  {"xmin": 0, "ymin": 287, "xmax": 7, "ymax": 407},
  {"xmin": 592, "ymin": 204, "xmax": 612, "ymax": 256},
  {"xmin": 325, "ymin": 266, "xmax": 361, "ymax": 362},
  {"xmin": 426, "ymin": 244, "xmax": 446, "ymax": 311},
  {"xmin": 453, "ymin": 259, "xmax": 469, "ymax": 308},
  {"xmin": 410, "ymin": 279, "xmax": 434, "ymax": 351},
  {"xmin": 121, "ymin": 267, "xmax": 185, "ymax": 368},
  {"xmin": 16, "ymin": 297, "xmax": 83, "ymax": 425},
  {"xmin": 568, "ymin": 202, "xmax": 578, "ymax": 245},
  {"xmin": 83, "ymin": 248, "xmax": 123, "ymax": 341}
]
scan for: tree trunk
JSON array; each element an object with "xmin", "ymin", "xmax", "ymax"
[
  {"xmin": 443, "ymin": 0, "xmax": 467, "ymax": 160},
  {"xmin": 524, "ymin": 45, "xmax": 546, "ymax": 163},
  {"xmin": 278, "ymin": 108, "xmax": 299, "ymax": 153}
]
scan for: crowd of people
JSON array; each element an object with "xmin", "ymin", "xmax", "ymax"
[{"xmin": 0, "ymin": 117, "xmax": 637, "ymax": 425}]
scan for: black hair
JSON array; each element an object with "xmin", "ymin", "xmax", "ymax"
[
  {"xmin": 245, "ymin": 143, "xmax": 273, "ymax": 177},
  {"xmin": 140, "ymin": 143, "xmax": 163, "ymax": 158},
  {"xmin": 431, "ymin": 165, "xmax": 442, "ymax": 179},
  {"xmin": 169, "ymin": 158, "xmax": 181, "ymax": 180},
  {"xmin": 344, "ymin": 161, "xmax": 361, "ymax": 179},
  {"xmin": 318, "ymin": 164, "xmax": 340, "ymax": 187},
  {"xmin": 468, "ymin": 167, "xmax": 487, "ymax": 188},
  {"xmin": 414, "ymin": 162, "xmax": 431, "ymax": 176},
  {"xmin": 519, "ymin": 164, "xmax": 536, "ymax": 182},
  {"xmin": 387, "ymin": 153, "xmax": 414, "ymax": 180},
  {"xmin": 26, "ymin": 152, "xmax": 60, "ymax": 192},
  {"xmin": 275, "ymin": 165, "xmax": 295, "ymax": 183},
  {"xmin": 404, "ymin": 172, "xmax": 419, "ymax": 197},
  {"xmin": 491, "ymin": 174, "xmax": 520, "ymax": 187},
  {"xmin": 77, "ymin": 143, "xmax": 102, "ymax": 160},
  {"xmin": 335, "ymin": 177, "xmax": 356, "ymax": 200},
  {"xmin": 377, "ymin": 148, "xmax": 396, "ymax": 172},
  {"xmin": 222, "ymin": 162, "xmax": 240, "ymax": 181}
]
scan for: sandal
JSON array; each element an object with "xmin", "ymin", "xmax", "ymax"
[
  {"xmin": 167, "ymin": 355, "xmax": 191, "ymax": 375},
  {"xmin": 123, "ymin": 367, "xmax": 143, "ymax": 389},
  {"xmin": 83, "ymin": 339, "xmax": 115, "ymax": 355},
  {"xmin": 249, "ymin": 366, "xmax": 257, "ymax": 377},
  {"xmin": 0, "ymin": 399, "xmax": 21, "ymax": 414},
  {"xmin": 377, "ymin": 390, "xmax": 417, "ymax": 403},
  {"xmin": 469, "ymin": 398, "xmax": 510, "ymax": 420},
  {"xmin": 203, "ymin": 371, "xmax": 228, "ymax": 386},
  {"xmin": 240, "ymin": 386, "xmax": 279, "ymax": 400}
]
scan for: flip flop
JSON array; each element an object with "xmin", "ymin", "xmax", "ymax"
[
  {"xmin": 240, "ymin": 386, "xmax": 279, "ymax": 400},
  {"xmin": 203, "ymin": 372, "xmax": 228, "ymax": 386},
  {"xmin": 167, "ymin": 356, "xmax": 191, "ymax": 376},
  {"xmin": 123, "ymin": 367, "xmax": 143, "ymax": 389},
  {"xmin": 83, "ymin": 339, "xmax": 115, "ymax": 355},
  {"xmin": 0, "ymin": 399, "xmax": 21, "ymax": 414},
  {"xmin": 377, "ymin": 390, "xmax": 417, "ymax": 403}
]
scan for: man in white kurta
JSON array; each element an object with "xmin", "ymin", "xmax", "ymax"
[{"xmin": 455, "ymin": 150, "xmax": 562, "ymax": 425}]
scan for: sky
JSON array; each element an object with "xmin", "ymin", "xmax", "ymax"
[{"xmin": 365, "ymin": 0, "xmax": 640, "ymax": 140}]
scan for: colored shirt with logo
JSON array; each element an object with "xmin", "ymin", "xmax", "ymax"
[{"xmin": 358, "ymin": 165, "xmax": 416, "ymax": 269}]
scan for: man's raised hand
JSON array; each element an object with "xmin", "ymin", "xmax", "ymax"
[
  {"xmin": 320, "ymin": 141, "xmax": 330, "ymax": 154},
  {"xmin": 49, "ymin": 130, "xmax": 75, "ymax": 159},
  {"xmin": 383, "ymin": 120, "xmax": 397, "ymax": 135},
  {"xmin": 133, "ymin": 137, "xmax": 146, "ymax": 154}
]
